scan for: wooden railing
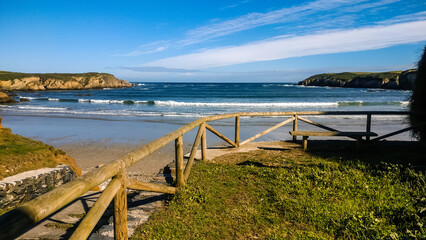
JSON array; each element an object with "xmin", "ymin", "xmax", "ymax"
[{"xmin": 0, "ymin": 111, "xmax": 415, "ymax": 239}]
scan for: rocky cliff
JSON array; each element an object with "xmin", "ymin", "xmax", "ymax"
[
  {"xmin": 0, "ymin": 92, "xmax": 17, "ymax": 103},
  {"xmin": 0, "ymin": 71, "xmax": 132, "ymax": 91},
  {"xmin": 298, "ymin": 69, "xmax": 417, "ymax": 90}
]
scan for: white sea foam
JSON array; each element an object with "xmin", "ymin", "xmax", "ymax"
[
  {"xmin": 17, "ymin": 106, "xmax": 68, "ymax": 110},
  {"xmin": 154, "ymin": 101, "xmax": 339, "ymax": 107}
]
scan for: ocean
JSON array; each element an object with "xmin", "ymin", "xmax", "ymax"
[{"xmin": 0, "ymin": 83, "xmax": 413, "ymax": 144}]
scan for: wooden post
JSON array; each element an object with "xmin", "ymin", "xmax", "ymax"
[
  {"xmin": 205, "ymin": 124, "xmax": 237, "ymax": 147},
  {"xmin": 184, "ymin": 125, "xmax": 204, "ymax": 180},
  {"xmin": 175, "ymin": 136, "xmax": 184, "ymax": 188},
  {"xmin": 366, "ymin": 114, "xmax": 372, "ymax": 141},
  {"xmin": 201, "ymin": 123, "xmax": 207, "ymax": 161},
  {"xmin": 70, "ymin": 179, "xmax": 121, "ymax": 240},
  {"xmin": 114, "ymin": 167, "xmax": 128, "ymax": 240},
  {"xmin": 240, "ymin": 117, "xmax": 294, "ymax": 146},
  {"xmin": 292, "ymin": 114, "xmax": 298, "ymax": 142},
  {"xmin": 302, "ymin": 136, "xmax": 308, "ymax": 151},
  {"xmin": 235, "ymin": 116, "xmax": 240, "ymax": 148}
]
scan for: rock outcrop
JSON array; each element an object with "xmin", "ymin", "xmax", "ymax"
[
  {"xmin": 0, "ymin": 71, "xmax": 132, "ymax": 91},
  {"xmin": 298, "ymin": 70, "xmax": 417, "ymax": 90},
  {"xmin": 0, "ymin": 91, "xmax": 17, "ymax": 103}
]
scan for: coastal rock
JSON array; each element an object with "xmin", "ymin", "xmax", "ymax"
[
  {"xmin": 0, "ymin": 165, "xmax": 77, "ymax": 209},
  {"xmin": 298, "ymin": 70, "xmax": 417, "ymax": 90},
  {"xmin": 0, "ymin": 91, "xmax": 17, "ymax": 103},
  {"xmin": 0, "ymin": 71, "xmax": 132, "ymax": 91}
]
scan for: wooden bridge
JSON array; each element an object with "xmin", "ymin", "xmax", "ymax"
[{"xmin": 0, "ymin": 111, "xmax": 416, "ymax": 239}]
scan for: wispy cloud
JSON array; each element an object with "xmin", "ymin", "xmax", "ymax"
[
  {"xmin": 376, "ymin": 11, "xmax": 426, "ymax": 25},
  {"xmin": 119, "ymin": 41, "xmax": 170, "ymax": 56},
  {"xmin": 144, "ymin": 20, "xmax": 426, "ymax": 69},
  {"xmin": 120, "ymin": 66, "xmax": 199, "ymax": 73},
  {"xmin": 219, "ymin": 0, "xmax": 250, "ymax": 11},
  {"xmin": 122, "ymin": 0, "xmax": 402, "ymax": 56}
]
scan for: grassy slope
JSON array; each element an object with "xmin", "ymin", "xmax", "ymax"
[
  {"xmin": 0, "ymin": 70, "xmax": 112, "ymax": 82},
  {"xmin": 132, "ymin": 145, "xmax": 425, "ymax": 239},
  {"xmin": 307, "ymin": 71, "xmax": 402, "ymax": 82},
  {"xmin": 0, "ymin": 128, "xmax": 81, "ymax": 180}
]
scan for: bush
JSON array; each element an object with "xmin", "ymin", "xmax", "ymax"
[{"xmin": 410, "ymin": 46, "xmax": 426, "ymax": 141}]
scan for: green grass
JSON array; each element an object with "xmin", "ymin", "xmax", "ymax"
[
  {"xmin": 0, "ymin": 70, "xmax": 113, "ymax": 82},
  {"xmin": 307, "ymin": 71, "xmax": 402, "ymax": 82},
  {"xmin": 0, "ymin": 129, "xmax": 62, "ymax": 179},
  {"xmin": 132, "ymin": 147, "xmax": 425, "ymax": 239}
]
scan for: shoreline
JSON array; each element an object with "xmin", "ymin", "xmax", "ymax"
[{"xmin": 0, "ymin": 112, "xmax": 416, "ymax": 177}]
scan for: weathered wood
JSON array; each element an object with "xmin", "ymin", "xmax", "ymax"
[
  {"xmin": 290, "ymin": 131, "xmax": 378, "ymax": 150},
  {"xmin": 114, "ymin": 168, "xmax": 128, "ymax": 240},
  {"xmin": 127, "ymin": 178, "xmax": 176, "ymax": 194},
  {"xmin": 205, "ymin": 123, "xmax": 237, "ymax": 147},
  {"xmin": 302, "ymin": 136, "xmax": 308, "ymax": 151},
  {"xmin": 366, "ymin": 114, "xmax": 372, "ymax": 141},
  {"xmin": 240, "ymin": 117, "xmax": 294, "ymax": 146},
  {"xmin": 69, "ymin": 178, "xmax": 121, "ymax": 240},
  {"xmin": 372, "ymin": 126, "xmax": 415, "ymax": 141},
  {"xmin": 0, "ymin": 110, "xmax": 413, "ymax": 239},
  {"xmin": 296, "ymin": 116, "xmax": 340, "ymax": 132},
  {"xmin": 289, "ymin": 131, "xmax": 378, "ymax": 137},
  {"xmin": 184, "ymin": 125, "xmax": 204, "ymax": 180},
  {"xmin": 292, "ymin": 114, "xmax": 298, "ymax": 142},
  {"xmin": 235, "ymin": 116, "xmax": 240, "ymax": 147},
  {"xmin": 175, "ymin": 136, "xmax": 185, "ymax": 188},
  {"xmin": 201, "ymin": 123, "xmax": 207, "ymax": 161}
]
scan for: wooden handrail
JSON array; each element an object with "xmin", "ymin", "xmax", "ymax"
[{"xmin": 0, "ymin": 111, "xmax": 416, "ymax": 240}]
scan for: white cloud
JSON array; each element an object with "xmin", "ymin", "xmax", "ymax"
[
  {"xmin": 145, "ymin": 20, "xmax": 426, "ymax": 70},
  {"xmin": 122, "ymin": 0, "xmax": 392, "ymax": 56}
]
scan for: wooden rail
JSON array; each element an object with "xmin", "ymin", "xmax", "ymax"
[{"xmin": 0, "ymin": 111, "xmax": 414, "ymax": 240}]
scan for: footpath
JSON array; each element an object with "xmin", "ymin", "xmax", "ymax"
[{"xmin": 16, "ymin": 141, "xmax": 298, "ymax": 239}]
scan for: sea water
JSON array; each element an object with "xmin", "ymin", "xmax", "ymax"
[{"xmin": 0, "ymin": 83, "xmax": 413, "ymax": 143}]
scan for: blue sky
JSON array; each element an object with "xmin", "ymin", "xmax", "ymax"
[{"xmin": 1, "ymin": 0, "xmax": 426, "ymax": 82}]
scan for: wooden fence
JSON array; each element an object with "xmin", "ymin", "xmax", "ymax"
[{"xmin": 0, "ymin": 111, "xmax": 415, "ymax": 239}]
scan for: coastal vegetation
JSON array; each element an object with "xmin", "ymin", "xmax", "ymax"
[
  {"xmin": 0, "ymin": 70, "xmax": 131, "ymax": 91},
  {"xmin": 409, "ymin": 46, "xmax": 426, "ymax": 141},
  {"xmin": 298, "ymin": 69, "xmax": 417, "ymax": 90},
  {"xmin": 132, "ymin": 144, "xmax": 425, "ymax": 239},
  {"xmin": 0, "ymin": 71, "xmax": 107, "ymax": 82},
  {"xmin": 0, "ymin": 120, "xmax": 81, "ymax": 180}
]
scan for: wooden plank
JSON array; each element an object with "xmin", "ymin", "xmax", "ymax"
[
  {"xmin": 289, "ymin": 131, "xmax": 378, "ymax": 137},
  {"xmin": 240, "ymin": 117, "xmax": 294, "ymax": 146},
  {"xmin": 302, "ymin": 136, "xmax": 308, "ymax": 151},
  {"xmin": 70, "ymin": 178, "xmax": 121, "ymax": 240},
  {"xmin": 175, "ymin": 136, "xmax": 185, "ymax": 188},
  {"xmin": 127, "ymin": 178, "xmax": 176, "ymax": 194},
  {"xmin": 205, "ymin": 123, "xmax": 237, "ymax": 147},
  {"xmin": 235, "ymin": 116, "xmax": 240, "ymax": 147},
  {"xmin": 114, "ymin": 169, "xmax": 128, "ymax": 240},
  {"xmin": 184, "ymin": 124, "xmax": 204, "ymax": 180},
  {"xmin": 366, "ymin": 114, "xmax": 372, "ymax": 141},
  {"xmin": 201, "ymin": 123, "xmax": 207, "ymax": 161},
  {"xmin": 292, "ymin": 114, "xmax": 298, "ymax": 142},
  {"xmin": 372, "ymin": 126, "xmax": 414, "ymax": 141},
  {"xmin": 296, "ymin": 116, "xmax": 340, "ymax": 132}
]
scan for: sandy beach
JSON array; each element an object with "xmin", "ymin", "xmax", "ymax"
[
  {"xmin": 1, "ymin": 112, "xmax": 415, "ymax": 181},
  {"xmin": 58, "ymin": 140, "xmax": 193, "ymax": 182}
]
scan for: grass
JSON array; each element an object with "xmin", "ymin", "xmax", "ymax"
[
  {"xmin": 0, "ymin": 70, "xmax": 113, "ymax": 82},
  {"xmin": 0, "ymin": 128, "xmax": 81, "ymax": 180},
  {"xmin": 0, "ymin": 128, "xmax": 60, "ymax": 179},
  {"xmin": 132, "ymin": 143, "xmax": 425, "ymax": 239},
  {"xmin": 305, "ymin": 71, "xmax": 403, "ymax": 82}
]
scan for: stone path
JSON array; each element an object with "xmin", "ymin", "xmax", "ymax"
[{"xmin": 16, "ymin": 141, "xmax": 298, "ymax": 239}]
